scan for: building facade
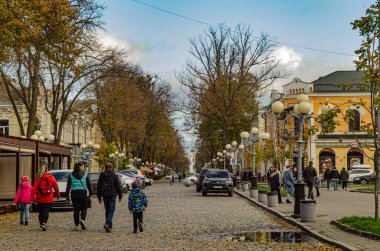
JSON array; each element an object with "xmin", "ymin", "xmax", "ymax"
[{"xmin": 265, "ymin": 71, "xmax": 374, "ymax": 173}]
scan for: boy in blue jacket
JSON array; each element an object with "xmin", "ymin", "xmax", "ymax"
[{"xmin": 128, "ymin": 181, "xmax": 148, "ymax": 233}]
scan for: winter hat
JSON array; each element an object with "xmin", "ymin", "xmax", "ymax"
[
  {"xmin": 21, "ymin": 176, "xmax": 29, "ymax": 182},
  {"xmin": 132, "ymin": 181, "xmax": 140, "ymax": 189}
]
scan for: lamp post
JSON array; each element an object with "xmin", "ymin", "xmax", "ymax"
[
  {"xmin": 80, "ymin": 141, "xmax": 101, "ymax": 172},
  {"xmin": 240, "ymin": 128, "xmax": 269, "ymax": 192},
  {"xmin": 272, "ymin": 101, "xmax": 286, "ymax": 171},
  {"xmin": 108, "ymin": 151, "xmax": 125, "ymax": 171},
  {"xmin": 291, "ymin": 94, "xmax": 313, "ymax": 217},
  {"xmin": 225, "ymin": 140, "xmax": 239, "ymax": 186}
]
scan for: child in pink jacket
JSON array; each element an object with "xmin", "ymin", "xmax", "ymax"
[{"xmin": 13, "ymin": 176, "xmax": 33, "ymax": 225}]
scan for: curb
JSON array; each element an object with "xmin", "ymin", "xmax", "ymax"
[
  {"xmin": 349, "ymin": 190, "xmax": 373, "ymax": 194},
  {"xmin": 331, "ymin": 220, "xmax": 380, "ymax": 240},
  {"xmin": 234, "ymin": 190, "xmax": 359, "ymax": 251}
]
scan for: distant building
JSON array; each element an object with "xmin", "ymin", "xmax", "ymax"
[{"xmin": 263, "ymin": 71, "xmax": 373, "ymax": 173}]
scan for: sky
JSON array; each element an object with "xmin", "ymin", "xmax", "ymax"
[{"xmin": 98, "ymin": 0, "xmax": 375, "ymax": 148}]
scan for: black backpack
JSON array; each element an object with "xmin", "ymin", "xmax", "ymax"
[{"xmin": 101, "ymin": 175, "xmax": 115, "ymax": 196}]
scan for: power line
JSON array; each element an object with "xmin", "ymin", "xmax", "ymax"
[{"xmin": 132, "ymin": 0, "xmax": 356, "ymax": 57}]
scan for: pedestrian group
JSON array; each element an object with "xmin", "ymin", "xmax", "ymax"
[{"xmin": 13, "ymin": 162, "xmax": 148, "ymax": 233}]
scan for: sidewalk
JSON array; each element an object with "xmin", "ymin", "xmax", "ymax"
[{"xmin": 239, "ymin": 187, "xmax": 380, "ymax": 251}]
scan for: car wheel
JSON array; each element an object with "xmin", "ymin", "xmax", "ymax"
[
  {"xmin": 202, "ymin": 190, "xmax": 207, "ymax": 196},
  {"xmin": 196, "ymin": 186, "xmax": 201, "ymax": 192},
  {"xmin": 360, "ymin": 179, "xmax": 368, "ymax": 184}
]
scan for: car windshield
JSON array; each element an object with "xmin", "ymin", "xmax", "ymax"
[
  {"xmin": 51, "ymin": 172, "xmax": 71, "ymax": 182},
  {"xmin": 200, "ymin": 169, "xmax": 209, "ymax": 176},
  {"xmin": 205, "ymin": 170, "xmax": 229, "ymax": 178}
]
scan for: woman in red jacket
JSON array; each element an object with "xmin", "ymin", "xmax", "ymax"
[{"xmin": 31, "ymin": 165, "xmax": 60, "ymax": 231}]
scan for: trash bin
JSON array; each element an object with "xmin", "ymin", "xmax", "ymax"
[
  {"xmin": 267, "ymin": 191, "xmax": 278, "ymax": 207},
  {"xmin": 237, "ymin": 183, "xmax": 242, "ymax": 190},
  {"xmin": 300, "ymin": 200, "xmax": 316, "ymax": 222},
  {"xmin": 250, "ymin": 188, "xmax": 258, "ymax": 199},
  {"xmin": 258, "ymin": 191, "xmax": 267, "ymax": 203},
  {"xmin": 242, "ymin": 183, "xmax": 249, "ymax": 191}
]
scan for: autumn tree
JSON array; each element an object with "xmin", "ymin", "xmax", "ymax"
[
  {"xmin": 0, "ymin": 0, "xmax": 84, "ymax": 137},
  {"xmin": 350, "ymin": 1, "xmax": 380, "ymax": 220},
  {"xmin": 178, "ymin": 24, "xmax": 286, "ymax": 167}
]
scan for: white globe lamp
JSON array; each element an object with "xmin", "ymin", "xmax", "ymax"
[
  {"xmin": 272, "ymin": 101, "xmax": 285, "ymax": 114},
  {"xmin": 240, "ymin": 131, "xmax": 250, "ymax": 139},
  {"xmin": 296, "ymin": 94, "xmax": 309, "ymax": 104},
  {"xmin": 250, "ymin": 127, "xmax": 259, "ymax": 135},
  {"xmin": 298, "ymin": 101, "xmax": 311, "ymax": 114}
]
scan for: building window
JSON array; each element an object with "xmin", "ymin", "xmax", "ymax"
[
  {"xmin": 348, "ymin": 110, "xmax": 360, "ymax": 132},
  {"xmin": 0, "ymin": 120, "xmax": 9, "ymax": 136}
]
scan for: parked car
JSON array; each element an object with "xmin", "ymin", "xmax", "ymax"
[
  {"xmin": 88, "ymin": 172, "xmax": 100, "ymax": 195},
  {"xmin": 202, "ymin": 169, "xmax": 233, "ymax": 197},
  {"xmin": 118, "ymin": 170, "xmax": 146, "ymax": 188},
  {"xmin": 348, "ymin": 169, "xmax": 373, "ymax": 182},
  {"xmin": 183, "ymin": 174, "xmax": 198, "ymax": 185},
  {"xmin": 116, "ymin": 172, "xmax": 136, "ymax": 192},
  {"xmin": 353, "ymin": 173, "xmax": 377, "ymax": 184}
]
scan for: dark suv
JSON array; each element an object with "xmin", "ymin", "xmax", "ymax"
[
  {"xmin": 202, "ymin": 169, "xmax": 233, "ymax": 197},
  {"xmin": 196, "ymin": 168, "xmax": 209, "ymax": 192}
]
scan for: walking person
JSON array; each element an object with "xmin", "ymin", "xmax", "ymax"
[
  {"xmin": 66, "ymin": 162, "xmax": 93, "ymax": 231},
  {"xmin": 269, "ymin": 166, "xmax": 282, "ymax": 204},
  {"xmin": 292, "ymin": 164, "xmax": 298, "ymax": 179},
  {"xmin": 340, "ymin": 167, "xmax": 349, "ymax": 191},
  {"xmin": 324, "ymin": 165, "xmax": 332, "ymax": 191},
  {"xmin": 128, "ymin": 181, "xmax": 148, "ymax": 233},
  {"xmin": 331, "ymin": 167, "xmax": 340, "ymax": 191},
  {"xmin": 13, "ymin": 176, "xmax": 33, "ymax": 225},
  {"xmin": 31, "ymin": 166, "xmax": 60, "ymax": 231},
  {"xmin": 303, "ymin": 161, "xmax": 317, "ymax": 200},
  {"xmin": 314, "ymin": 174, "xmax": 321, "ymax": 197},
  {"xmin": 97, "ymin": 162, "xmax": 122, "ymax": 233},
  {"xmin": 282, "ymin": 165, "xmax": 295, "ymax": 204}
]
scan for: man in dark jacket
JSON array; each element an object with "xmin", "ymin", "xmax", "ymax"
[
  {"xmin": 303, "ymin": 161, "xmax": 317, "ymax": 200},
  {"xmin": 97, "ymin": 162, "xmax": 122, "ymax": 232},
  {"xmin": 269, "ymin": 166, "xmax": 282, "ymax": 203},
  {"xmin": 340, "ymin": 168, "xmax": 349, "ymax": 191}
]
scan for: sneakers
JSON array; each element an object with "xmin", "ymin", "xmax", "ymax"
[
  {"xmin": 286, "ymin": 200, "xmax": 292, "ymax": 204},
  {"xmin": 74, "ymin": 225, "xmax": 80, "ymax": 231},
  {"xmin": 104, "ymin": 224, "xmax": 111, "ymax": 233},
  {"xmin": 41, "ymin": 223, "xmax": 47, "ymax": 231},
  {"xmin": 20, "ymin": 222, "xmax": 24, "ymax": 225},
  {"xmin": 25, "ymin": 221, "xmax": 28, "ymax": 226},
  {"xmin": 133, "ymin": 229, "xmax": 138, "ymax": 233},
  {"xmin": 138, "ymin": 222, "xmax": 143, "ymax": 232},
  {"xmin": 79, "ymin": 220, "xmax": 86, "ymax": 230}
]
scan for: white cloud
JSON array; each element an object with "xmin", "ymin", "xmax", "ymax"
[
  {"xmin": 275, "ymin": 46, "xmax": 303, "ymax": 71},
  {"xmin": 97, "ymin": 31, "xmax": 147, "ymax": 64}
]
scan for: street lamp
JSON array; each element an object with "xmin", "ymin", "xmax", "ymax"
[
  {"xmin": 259, "ymin": 132, "xmax": 270, "ymax": 186},
  {"xmin": 80, "ymin": 141, "xmax": 101, "ymax": 172},
  {"xmin": 291, "ymin": 94, "xmax": 313, "ymax": 217},
  {"xmin": 30, "ymin": 130, "xmax": 55, "ymax": 143},
  {"xmin": 272, "ymin": 100, "xmax": 286, "ymax": 171},
  {"xmin": 109, "ymin": 151, "xmax": 125, "ymax": 171}
]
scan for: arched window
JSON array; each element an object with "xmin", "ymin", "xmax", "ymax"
[{"xmin": 348, "ymin": 110, "xmax": 360, "ymax": 132}]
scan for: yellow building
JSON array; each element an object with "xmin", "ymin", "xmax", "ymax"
[{"xmin": 266, "ymin": 71, "xmax": 373, "ymax": 173}]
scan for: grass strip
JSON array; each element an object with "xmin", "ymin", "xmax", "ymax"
[{"xmin": 338, "ymin": 216, "xmax": 380, "ymax": 236}]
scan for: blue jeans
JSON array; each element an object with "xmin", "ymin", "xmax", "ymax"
[
  {"xmin": 19, "ymin": 204, "xmax": 30, "ymax": 223},
  {"xmin": 332, "ymin": 179, "xmax": 339, "ymax": 191},
  {"xmin": 103, "ymin": 196, "xmax": 116, "ymax": 228},
  {"xmin": 326, "ymin": 179, "xmax": 331, "ymax": 190}
]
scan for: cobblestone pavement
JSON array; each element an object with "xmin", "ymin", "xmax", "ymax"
[
  {"xmin": 241, "ymin": 185, "xmax": 380, "ymax": 251},
  {"xmin": 0, "ymin": 181, "xmax": 337, "ymax": 251}
]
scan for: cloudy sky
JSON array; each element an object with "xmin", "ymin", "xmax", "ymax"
[{"xmin": 99, "ymin": 0, "xmax": 374, "ymax": 147}]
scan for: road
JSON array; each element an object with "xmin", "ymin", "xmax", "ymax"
[{"xmin": 0, "ymin": 181, "xmax": 338, "ymax": 250}]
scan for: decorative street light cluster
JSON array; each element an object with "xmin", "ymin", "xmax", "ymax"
[
  {"xmin": 29, "ymin": 130, "xmax": 55, "ymax": 142},
  {"xmin": 129, "ymin": 157, "xmax": 142, "ymax": 168},
  {"xmin": 239, "ymin": 128, "xmax": 270, "ymax": 196},
  {"xmin": 271, "ymin": 93, "xmax": 313, "ymax": 217},
  {"xmin": 79, "ymin": 141, "xmax": 100, "ymax": 172}
]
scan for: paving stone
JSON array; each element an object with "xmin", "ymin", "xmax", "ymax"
[{"xmin": 0, "ymin": 182, "xmax": 337, "ymax": 250}]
